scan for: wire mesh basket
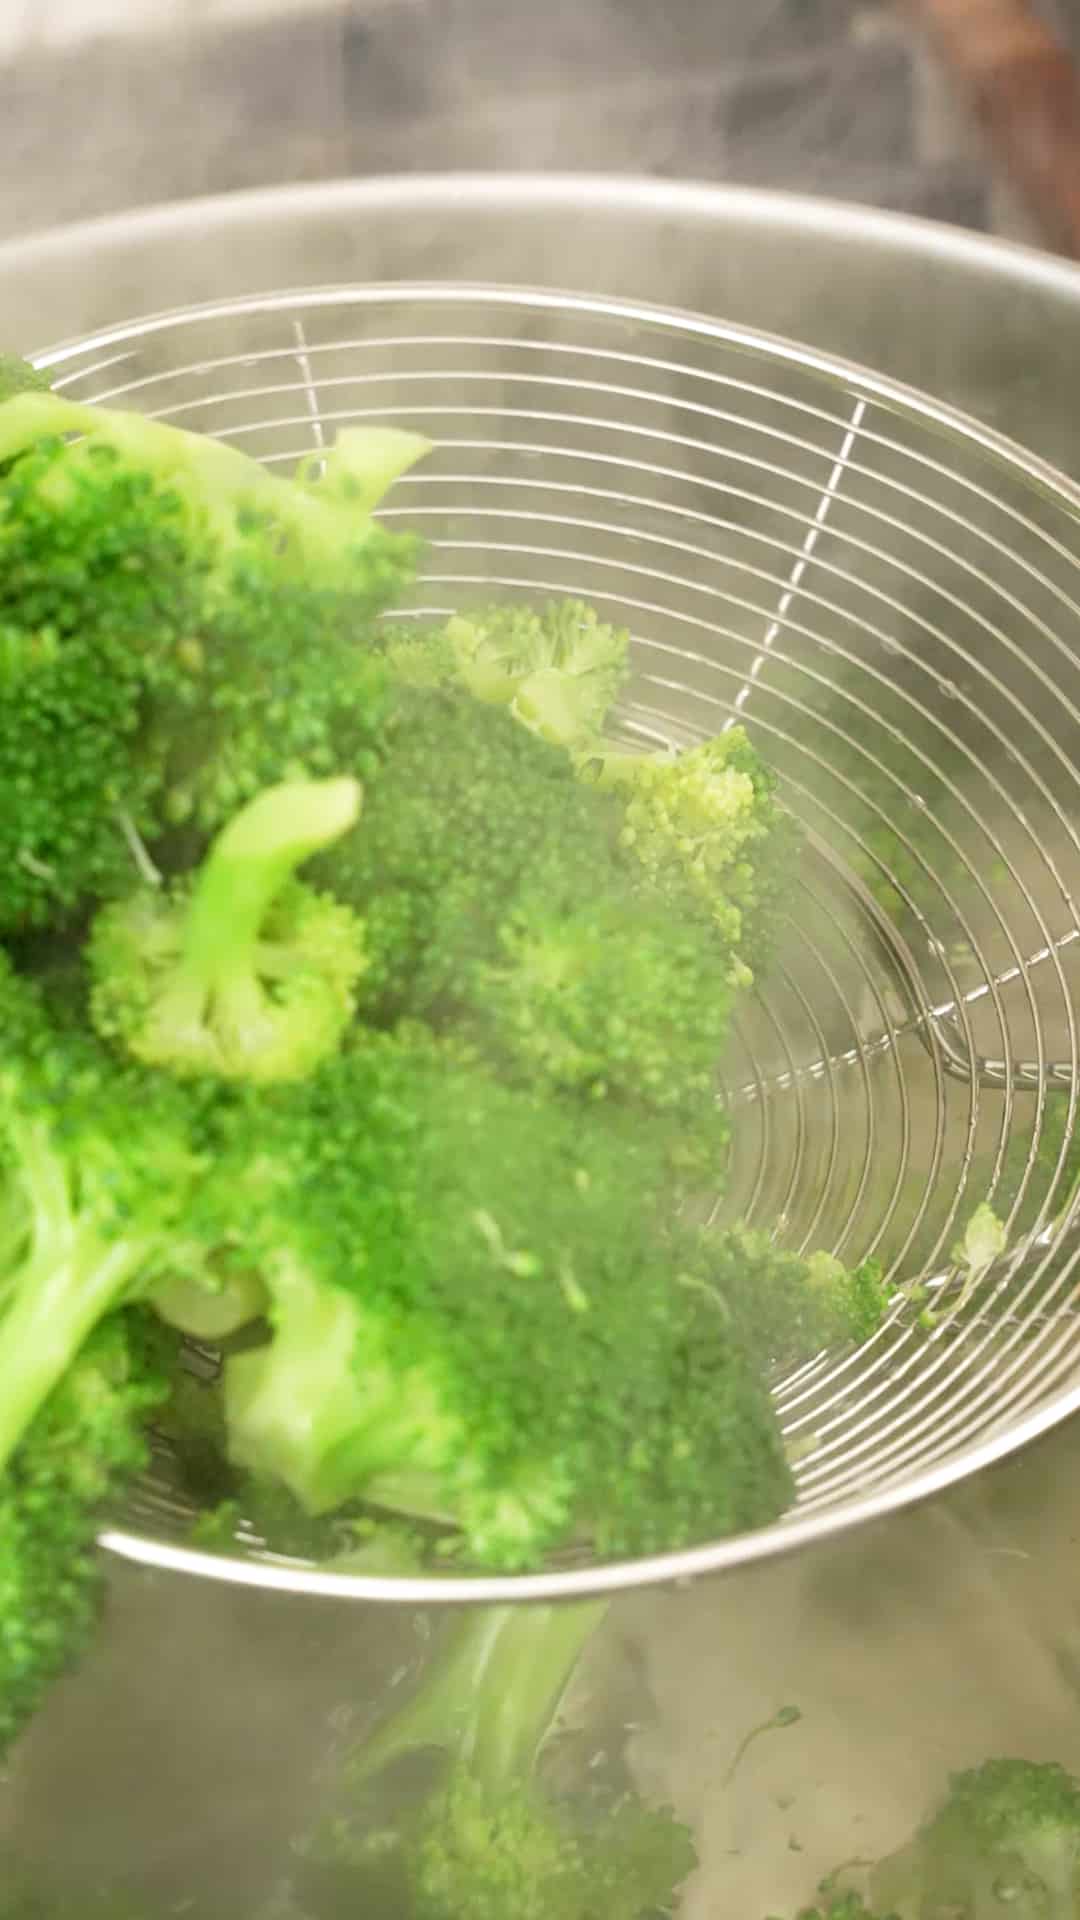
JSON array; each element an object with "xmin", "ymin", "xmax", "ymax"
[{"xmin": 34, "ymin": 277, "xmax": 1080, "ymax": 1603}]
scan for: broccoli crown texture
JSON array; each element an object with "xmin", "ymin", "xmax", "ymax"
[
  {"xmin": 219, "ymin": 1030, "xmax": 793, "ymax": 1569},
  {"xmin": 586, "ymin": 726, "xmax": 795, "ymax": 984},
  {"xmin": 311, "ymin": 685, "xmax": 621, "ymax": 1014},
  {"xmin": 0, "ymin": 948, "xmax": 217, "ymax": 1471},
  {"xmin": 0, "ymin": 437, "xmax": 209, "ymax": 930},
  {"xmin": 0, "ymin": 390, "xmax": 426, "ymax": 931}
]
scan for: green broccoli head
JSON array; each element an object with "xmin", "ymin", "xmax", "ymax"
[
  {"xmin": 0, "ymin": 1313, "xmax": 162, "ymax": 1758},
  {"xmin": 0, "ymin": 388, "xmax": 426, "ymax": 929},
  {"xmin": 687, "ymin": 1228, "xmax": 887, "ymax": 1374},
  {"xmin": 586, "ymin": 727, "xmax": 795, "ymax": 983},
  {"xmin": 872, "ymin": 1758, "xmax": 1080, "ymax": 1920},
  {"xmin": 89, "ymin": 778, "xmax": 367, "ymax": 1084},
  {"xmin": 448, "ymin": 599, "xmax": 629, "ymax": 753},
  {"xmin": 469, "ymin": 866, "xmax": 736, "ymax": 1119},
  {"xmin": 385, "ymin": 599, "xmax": 630, "ymax": 755},
  {"xmin": 218, "ymin": 1030, "xmax": 792, "ymax": 1570},
  {"xmin": 312, "ymin": 685, "xmax": 623, "ymax": 1018},
  {"xmin": 0, "ymin": 949, "xmax": 221, "ymax": 1472}
]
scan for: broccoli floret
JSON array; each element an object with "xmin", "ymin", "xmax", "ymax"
[
  {"xmin": 0, "ymin": 389, "xmax": 428, "ymax": 578},
  {"xmin": 385, "ymin": 599, "xmax": 630, "ymax": 754},
  {"xmin": 219, "ymin": 1030, "xmax": 793, "ymax": 1569},
  {"xmin": 0, "ymin": 949, "xmax": 222, "ymax": 1472},
  {"xmin": 0, "ymin": 1314, "xmax": 162, "ymax": 1757},
  {"xmin": 288, "ymin": 1601, "xmax": 696, "ymax": 1920},
  {"xmin": 312, "ymin": 685, "xmax": 622, "ymax": 1017},
  {"xmin": 585, "ymin": 728, "xmax": 795, "ymax": 983},
  {"xmin": 89, "ymin": 778, "xmax": 366, "ymax": 1083},
  {"xmin": 871, "ymin": 1758, "xmax": 1080, "ymax": 1920},
  {"xmin": 0, "ymin": 436, "xmax": 211, "ymax": 930},
  {"xmin": 468, "ymin": 863, "xmax": 736, "ymax": 1117},
  {"xmin": 684, "ymin": 1227, "xmax": 887, "ymax": 1373},
  {"xmin": 0, "ymin": 386, "xmax": 426, "ymax": 929}
]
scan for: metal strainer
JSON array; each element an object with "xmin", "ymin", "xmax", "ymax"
[{"xmin": 31, "ymin": 275, "xmax": 1080, "ymax": 1603}]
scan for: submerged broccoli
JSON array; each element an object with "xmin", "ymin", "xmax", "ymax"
[
  {"xmin": 89, "ymin": 778, "xmax": 366, "ymax": 1083},
  {"xmin": 385, "ymin": 599, "xmax": 629, "ymax": 754},
  {"xmin": 219, "ymin": 1029, "xmax": 794, "ymax": 1570},
  {"xmin": 0, "ymin": 1314, "xmax": 162, "ymax": 1758},
  {"xmin": 288, "ymin": 1601, "xmax": 696, "ymax": 1920},
  {"xmin": 871, "ymin": 1758, "xmax": 1080, "ymax": 1920}
]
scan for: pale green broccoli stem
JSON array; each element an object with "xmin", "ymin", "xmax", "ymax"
[
  {"xmin": 354, "ymin": 1600, "xmax": 610, "ymax": 1795},
  {"xmin": 158, "ymin": 777, "xmax": 360, "ymax": 1039},
  {"xmin": 0, "ymin": 393, "xmax": 430, "ymax": 557},
  {"xmin": 0, "ymin": 1123, "xmax": 150, "ymax": 1472}
]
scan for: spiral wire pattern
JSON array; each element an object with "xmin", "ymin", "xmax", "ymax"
[{"xmin": 35, "ymin": 282, "xmax": 1080, "ymax": 1601}]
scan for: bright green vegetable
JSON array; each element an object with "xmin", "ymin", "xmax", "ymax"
[
  {"xmin": 89, "ymin": 778, "xmax": 367, "ymax": 1083},
  {"xmin": 0, "ymin": 958, "xmax": 205, "ymax": 1471},
  {"xmin": 385, "ymin": 598, "xmax": 630, "ymax": 754},
  {"xmin": 219, "ymin": 1029, "xmax": 794, "ymax": 1570},
  {"xmin": 0, "ymin": 376, "xmax": 425, "ymax": 929},
  {"xmin": 583, "ymin": 726, "xmax": 794, "ymax": 984}
]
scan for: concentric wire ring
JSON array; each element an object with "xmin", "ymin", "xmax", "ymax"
[{"xmin": 32, "ymin": 279, "xmax": 1080, "ymax": 1601}]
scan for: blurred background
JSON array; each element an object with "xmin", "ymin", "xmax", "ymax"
[{"xmin": 2, "ymin": 0, "xmax": 1079, "ymax": 250}]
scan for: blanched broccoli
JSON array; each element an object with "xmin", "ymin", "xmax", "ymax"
[
  {"xmin": 89, "ymin": 778, "xmax": 366, "ymax": 1083},
  {"xmin": 0, "ymin": 949, "xmax": 225, "ymax": 1473},
  {"xmin": 219, "ymin": 1029, "xmax": 794, "ymax": 1570},
  {"xmin": 287, "ymin": 1600, "xmax": 696, "ymax": 1920},
  {"xmin": 0, "ymin": 435, "xmax": 209, "ymax": 930},
  {"xmin": 468, "ymin": 863, "xmax": 736, "ymax": 1117},
  {"xmin": 384, "ymin": 598, "xmax": 629, "ymax": 754},
  {"xmin": 0, "ymin": 1314, "xmax": 162, "ymax": 1758},
  {"xmin": 310, "ymin": 684, "xmax": 619, "ymax": 1016},
  {"xmin": 685, "ymin": 1227, "xmax": 887, "ymax": 1372},
  {"xmin": 871, "ymin": 1758, "xmax": 1080, "ymax": 1920},
  {"xmin": 0, "ymin": 380, "xmax": 425, "ymax": 929},
  {"xmin": 584, "ymin": 726, "xmax": 794, "ymax": 983}
]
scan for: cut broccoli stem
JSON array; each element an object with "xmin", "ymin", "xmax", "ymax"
[
  {"xmin": 354, "ymin": 1600, "xmax": 610, "ymax": 1794},
  {"xmin": 168, "ymin": 777, "xmax": 361, "ymax": 1018}
]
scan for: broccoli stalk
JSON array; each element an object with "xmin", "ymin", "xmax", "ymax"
[
  {"xmin": 290, "ymin": 1600, "xmax": 696, "ymax": 1920},
  {"xmin": 89, "ymin": 778, "xmax": 367, "ymax": 1083}
]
